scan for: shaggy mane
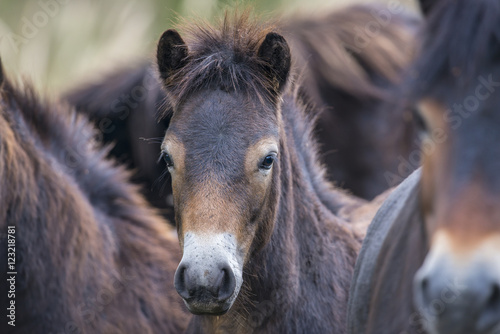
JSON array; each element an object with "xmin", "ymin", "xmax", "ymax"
[
  {"xmin": 286, "ymin": 4, "xmax": 419, "ymax": 101},
  {"xmin": 0, "ymin": 77, "xmax": 152, "ymax": 219},
  {"xmin": 161, "ymin": 10, "xmax": 281, "ymax": 112},
  {"xmin": 408, "ymin": 0, "xmax": 500, "ymax": 100}
]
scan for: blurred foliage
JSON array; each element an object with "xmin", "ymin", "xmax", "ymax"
[{"xmin": 0, "ymin": 0, "xmax": 416, "ymax": 92}]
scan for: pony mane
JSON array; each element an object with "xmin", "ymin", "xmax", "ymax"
[
  {"xmin": 0, "ymin": 75, "xmax": 191, "ymax": 333},
  {"xmin": 161, "ymin": 10, "xmax": 279, "ymax": 111},
  {"xmin": 409, "ymin": 0, "xmax": 500, "ymax": 100},
  {"xmin": 285, "ymin": 4, "xmax": 419, "ymax": 102},
  {"xmin": 1, "ymin": 77, "xmax": 154, "ymax": 219}
]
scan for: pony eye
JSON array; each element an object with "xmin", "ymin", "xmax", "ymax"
[
  {"xmin": 260, "ymin": 155, "xmax": 275, "ymax": 170},
  {"xmin": 161, "ymin": 152, "xmax": 174, "ymax": 168},
  {"xmin": 412, "ymin": 107, "xmax": 430, "ymax": 135}
]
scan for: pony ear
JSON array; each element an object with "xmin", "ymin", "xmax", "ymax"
[
  {"xmin": 257, "ymin": 32, "xmax": 291, "ymax": 92},
  {"xmin": 418, "ymin": 0, "xmax": 436, "ymax": 17},
  {"xmin": 157, "ymin": 29, "xmax": 188, "ymax": 82}
]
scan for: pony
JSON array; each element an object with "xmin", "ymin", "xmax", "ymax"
[
  {"xmin": 155, "ymin": 11, "xmax": 386, "ymax": 333},
  {"xmin": 284, "ymin": 4, "xmax": 420, "ymax": 199},
  {"xmin": 64, "ymin": 3, "xmax": 420, "ymax": 228},
  {"xmin": 64, "ymin": 64, "xmax": 173, "ymax": 219},
  {"xmin": 0, "ymin": 58, "xmax": 190, "ymax": 333},
  {"xmin": 348, "ymin": 0, "xmax": 500, "ymax": 333}
]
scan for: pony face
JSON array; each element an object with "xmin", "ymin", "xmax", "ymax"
[
  {"xmin": 408, "ymin": 1, "xmax": 500, "ymax": 332},
  {"xmin": 156, "ymin": 23, "xmax": 290, "ymax": 315},
  {"xmin": 413, "ymin": 95, "xmax": 500, "ymax": 333},
  {"xmin": 161, "ymin": 91, "xmax": 280, "ymax": 314}
]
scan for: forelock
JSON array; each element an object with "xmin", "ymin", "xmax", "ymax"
[{"xmin": 160, "ymin": 10, "xmax": 282, "ymax": 114}]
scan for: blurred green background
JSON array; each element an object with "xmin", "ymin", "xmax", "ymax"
[{"xmin": 0, "ymin": 0, "xmax": 417, "ymax": 93}]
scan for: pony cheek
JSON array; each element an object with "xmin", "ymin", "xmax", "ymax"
[
  {"xmin": 247, "ymin": 196, "xmax": 279, "ymax": 255},
  {"xmin": 242, "ymin": 174, "xmax": 279, "ymax": 254}
]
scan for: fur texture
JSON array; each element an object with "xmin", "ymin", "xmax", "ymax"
[{"xmin": 0, "ymin": 72, "xmax": 190, "ymax": 333}]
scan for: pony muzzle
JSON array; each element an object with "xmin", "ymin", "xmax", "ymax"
[
  {"xmin": 413, "ymin": 232, "xmax": 500, "ymax": 334},
  {"xmin": 174, "ymin": 233, "xmax": 243, "ymax": 315}
]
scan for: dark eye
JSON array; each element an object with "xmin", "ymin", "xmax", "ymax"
[
  {"xmin": 260, "ymin": 155, "xmax": 275, "ymax": 170},
  {"xmin": 412, "ymin": 107, "xmax": 429, "ymax": 135},
  {"xmin": 161, "ymin": 152, "xmax": 174, "ymax": 168}
]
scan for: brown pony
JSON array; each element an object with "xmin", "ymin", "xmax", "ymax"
[
  {"xmin": 64, "ymin": 65, "xmax": 174, "ymax": 219},
  {"xmin": 64, "ymin": 3, "xmax": 420, "ymax": 226},
  {"xmin": 348, "ymin": 0, "xmax": 500, "ymax": 333},
  {"xmin": 0, "ymin": 59, "xmax": 190, "ymax": 333},
  {"xmin": 284, "ymin": 4, "xmax": 420, "ymax": 199},
  {"xmin": 155, "ymin": 11, "xmax": 386, "ymax": 334}
]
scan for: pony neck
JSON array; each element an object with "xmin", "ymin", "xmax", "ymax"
[
  {"xmin": 196, "ymin": 92, "xmax": 361, "ymax": 333},
  {"xmin": 279, "ymin": 93, "xmax": 365, "ymax": 214},
  {"xmin": 254, "ymin": 90, "xmax": 360, "ymax": 291}
]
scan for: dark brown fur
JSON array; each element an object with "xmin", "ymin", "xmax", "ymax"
[
  {"xmin": 365, "ymin": 179, "xmax": 429, "ymax": 333},
  {"xmin": 349, "ymin": 0, "xmax": 500, "ymax": 333},
  {"xmin": 64, "ymin": 3, "xmax": 420, "ymax": 217},
  {"xmin": 0, "ymin": 67, "xmax": 190, "ymax": 333},
  {"xmin": 285, "ymin": 4, "xmax": 421, "ymax": 198},
  {"xmin": 157, "ymin": 11, "xmax": 384, "ymax": 334},
  {"xmin": 64, "ymin": 65, "xmax": 173, "ymax": 219}
]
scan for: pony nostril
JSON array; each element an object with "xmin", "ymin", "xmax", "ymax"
[
  {"xmin": 421, "ymin": 277, "xmax": 428, "ymax": 290},
  {"xmin": 420, "ymin": 277, "xmax": 430, "ymax": 301},
  {"xmin": 486, "ymin": 284, "xmax": 500, "ymax": 309},
  {"xmin": 217, "ymin": 266, "xmax": 236, "ymax": 302},
  {"xmin": 476, "ymin": 283, "xmax": 500, "ymax": 332},
  {"xmin": 414, "ymin": 273, "xmax": 431, "ymax": 308},
  {"xmin": 174, "ymin": 264, "xmax": 191, "ymax": 300}
]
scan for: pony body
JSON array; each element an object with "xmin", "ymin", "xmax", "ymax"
[
  {"xmin": 156, "ymin": 11, "xmax": 385, "ymax": 333},
  {"xmin": 0, "ymin": 64, "xmax": 189, "ymax": 333}
]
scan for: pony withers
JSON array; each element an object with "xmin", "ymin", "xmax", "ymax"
[
  {"xmin": 0, "ymin": 58, "xmax": 189, "ymax": 333},
  {"xmin": 156, "ymin": 11, "xmax": 387, "ymax": 333},
  {"xmin": 348, "ymin": 0, "xmax": 500, "ymax": 333}
]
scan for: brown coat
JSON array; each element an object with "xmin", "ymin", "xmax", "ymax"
[{"xmin": 0, "ymin": 67, "xmax": 190, "ymax": 333}]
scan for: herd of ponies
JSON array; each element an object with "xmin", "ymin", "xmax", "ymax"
[{"xmin": 1, "ymin": 0, "xmax": 499, "ymax": 333}]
